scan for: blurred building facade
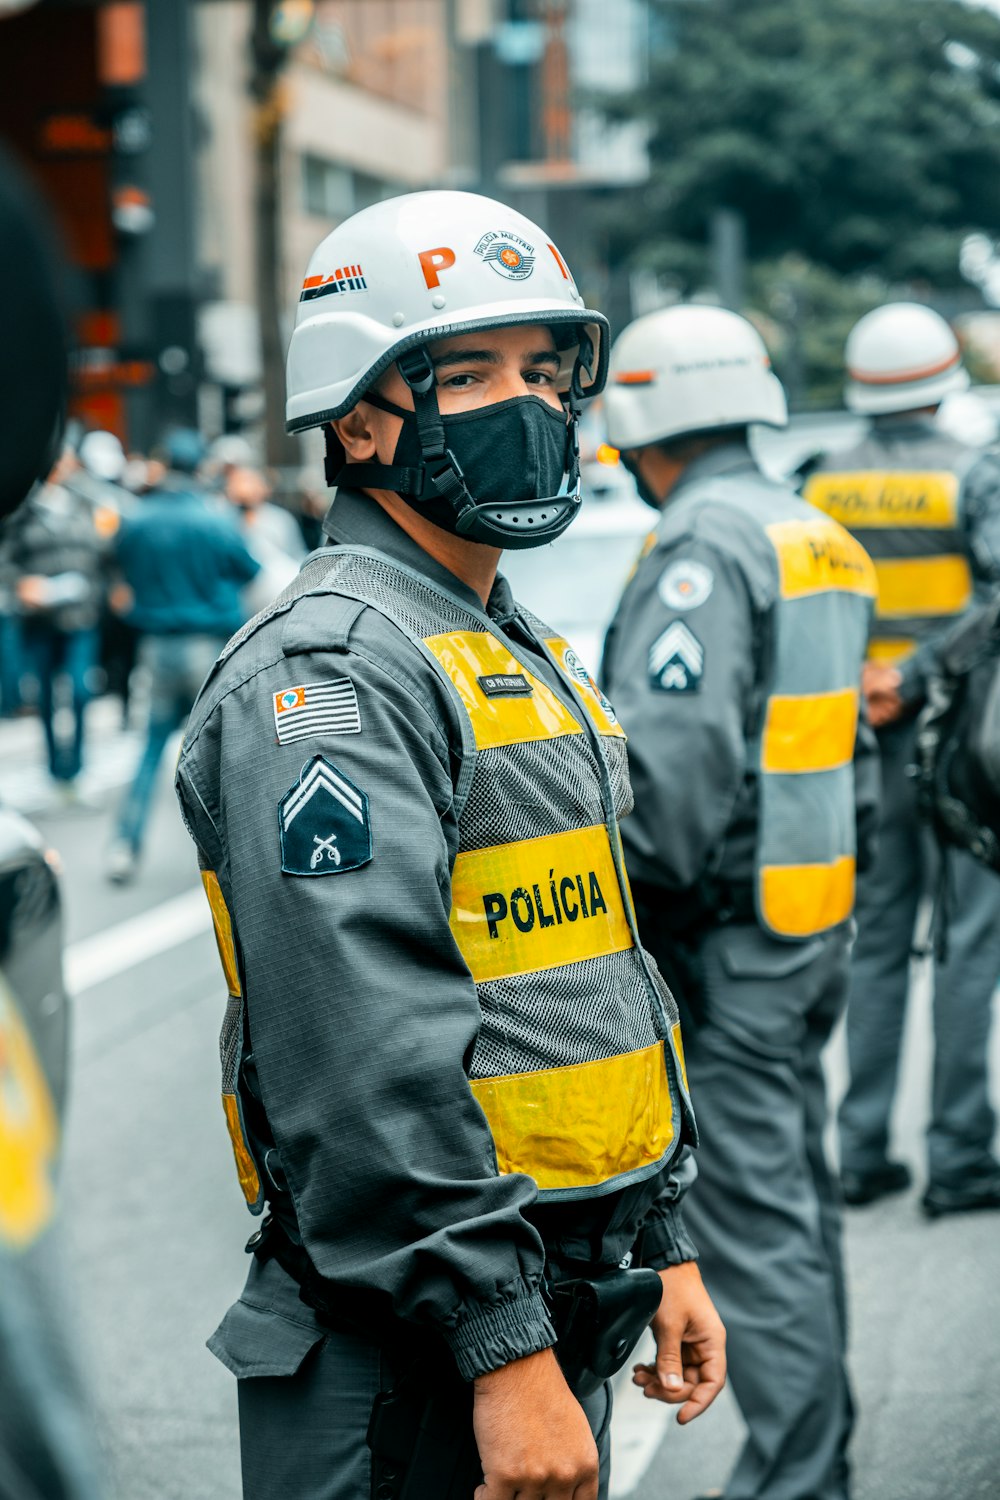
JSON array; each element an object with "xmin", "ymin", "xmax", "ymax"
[{"xmin": 0, "ymin": 0, "xmax": 648, "ymax": 454}]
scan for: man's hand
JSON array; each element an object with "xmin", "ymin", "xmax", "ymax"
[
  {"xmin": 632, "ymin": 1261, "xmax": 726, "ymax": 1425},
  {"xmin": 861, "ymin": 660, "xmax": 904, "ymax": 729},
  {"xmin": 473, "ymin": 1347, "xmax": 599, "ymax": 1500}
]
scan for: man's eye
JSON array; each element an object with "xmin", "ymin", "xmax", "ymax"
[
  {"xmin": 525, "ymin": 370, "xmax": 555, "ymax": 385},
  {"xmin": 440, "ymin": 372, "xmax": 476, "ymax": 388}
]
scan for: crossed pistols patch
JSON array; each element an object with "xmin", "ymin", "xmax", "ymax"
[{"xmin": 278, "ymin": 755, "xmax": 372, "ymax": 876}]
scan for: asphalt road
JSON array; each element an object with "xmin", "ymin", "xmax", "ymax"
[{"xmin": 3, "ymin": 699, "xmax": 999, "ymax": 1500}]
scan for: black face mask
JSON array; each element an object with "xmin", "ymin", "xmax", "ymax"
[
  {"xmin": 330, "ymin": 341, "xmax": 589, "ymax": 548},
  {"xmin": 389, "ymin": 393, "xmax": 571, "ymax": 510}
]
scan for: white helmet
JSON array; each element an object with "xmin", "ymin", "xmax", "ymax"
[
  {"xmin": 78, "ymin": 429, "xmax": 126, "ymax": 483},
  {"xmin": 285, "ymin": 190, "xmax": 608, "ymax": 549},
  {"xmin": 603, "ymin": 305, "xmax": 786, "ymax": 452},
  {"xmin": 844, "ymin": 303, "xmax": 969, "ymax": 415}
]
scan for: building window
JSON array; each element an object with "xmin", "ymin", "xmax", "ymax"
[
  {"xmin": 302, "ymin": 155, "xmax": 355, "ymax": 219},
  {"xmin": 301, "ymin": 155, "xmax": 399, "ymax": 222}
]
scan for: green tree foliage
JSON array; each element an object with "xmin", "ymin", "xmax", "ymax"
[{"xmin": 621, "ymin": 0, "xmax": 1000, "ymax": 286}]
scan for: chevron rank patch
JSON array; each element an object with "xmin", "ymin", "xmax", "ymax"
[
  {"xmin": 279, "ymin": 756, "xmax": 372, "ymax": 876},
  {"xmin": 648, "ymin": 621, "xmax": 704, "ymax": 693},
  {"xmin": 273, "ymin": 679, "xmax": 361, "ymax": 744}
]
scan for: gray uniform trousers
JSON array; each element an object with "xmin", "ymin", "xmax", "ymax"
[
  {"xmin": 838, "ymin": 721, "xmax": 1000, "ymax": 1184},
  {"xmin": 211, "ymin": 1256, "xmax": 613, "ymax": 1500},
  {"xmin": 680, "ymin": 922, "xmax": 853, "ymax": 1500}
]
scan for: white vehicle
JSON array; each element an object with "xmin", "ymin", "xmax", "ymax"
[{"xmin": 502, "ymin": 492, "xmax": 652, "ymax": 671}]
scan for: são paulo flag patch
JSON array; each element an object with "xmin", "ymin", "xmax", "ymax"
[{"xmin": 273, "ymin": 679, "xmax": 361, "ymax": 744}]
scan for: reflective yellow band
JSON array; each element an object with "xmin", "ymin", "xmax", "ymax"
[
  {"xmin": 424, "ymin": 631, "xmax": 582, "ymax": 750},
  {"xmin": 202, "ymin": 870, "xmax": 241, "ymax": 997},
  {"xmin": 804, "ymin": 470, "xmax": 960, "ymax": 529},
  {"xmin": 671, "ymin": 1021, "xmax": 689, "ymax": 1097},
  {"xmin": 471, "ymin": 1041, "xmax": 674, "ymax": 1192},
  {"xmin": 222, "ymin": 1093, "xmax": 261, "ymax": 1205},
  {"xmin": 760, "ymin": 855, "xmax": 856, "ymax": 938},
  {"xmin": 873, "ymin": 555, "xmax": 972, "ymax": 618},
  {"xmin": 766, "ymin": 517, "xmax": 877, "ymax": 600},
  {"xmin": 0, "ymin": 980, "xmax": 58, "ymax": 1248},
  {"xmin": 867, "ymin": 637, "xmax": 916, "ymax": 664},
  {"xmin": 762, "ymin": 688, "xmax": 859, "ymax": 774},
  {"xmin": 545, "ymin": 636, "xmax": 626, "ymax": 739},
  {"xmin": 451, "ymin": 825, "xmax": 633, "ymax": 983}
]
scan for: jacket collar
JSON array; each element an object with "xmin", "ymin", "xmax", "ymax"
[
  {"xmin": 666, "ymin": 439, "xmax": 762, "ymax": 508},
  {"xmin": 322, "ymin": 486, "xmax": 517, "ymax": 622}
]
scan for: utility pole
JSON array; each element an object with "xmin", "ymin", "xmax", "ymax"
[{"xmin": 249, "ymin": 1, "xmax": 303, "ymax": 466}]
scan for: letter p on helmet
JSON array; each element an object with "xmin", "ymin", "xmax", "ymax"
[{"xmin": 418, "ymin": 246, "xmax": 456, "ymax": 290}]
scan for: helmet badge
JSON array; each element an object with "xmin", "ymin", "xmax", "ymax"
[{"xmin": 475, "ymin": 230, "xmax": 535, "ymax": 281}]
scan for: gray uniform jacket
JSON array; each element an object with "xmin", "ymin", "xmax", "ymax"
[
  {"xmin": 602, "ymin": 443, "xmax": 880, "ymax": 902},
  {"xmin": 804, "ymin": 416, "xmax": 1000, "ymax": 709},
  {"xmin": 176, "ymin": 489, "xmax": 697, "ymax": 1383}
]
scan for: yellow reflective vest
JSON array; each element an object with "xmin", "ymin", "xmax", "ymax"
[
  {"xmin": 196, "ymin": 545, "xmax": 695, "ymax": 1205},
  {"xmin": 803, "ymin": 429, "xmax": 979, "ymax": 665}
]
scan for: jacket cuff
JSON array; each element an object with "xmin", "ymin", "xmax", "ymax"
[
  {"xmin": 641, "ymin": 1202, "xmax": 699, "ymax": 1269},
  {"xmin": 444, "ymin": 1289, "xmax": 556, "ymax": 1382}
]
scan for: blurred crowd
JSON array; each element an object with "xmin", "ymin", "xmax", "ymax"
[{"xmin": 0, "ymin": 424, "xmax": 326, "ymax": 881}]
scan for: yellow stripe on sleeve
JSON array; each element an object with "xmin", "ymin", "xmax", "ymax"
[
  {"xmin": 762, "ymin": 688, "xmax": 859, "ymax": 774},
  {"xmin": 759, "ymin": 855, "xmax": 856, "ymax": 938}
]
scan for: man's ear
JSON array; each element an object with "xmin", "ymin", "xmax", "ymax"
[{"xmin": 332, "ymin": 406, "xmax": 377, "ymax": 461}]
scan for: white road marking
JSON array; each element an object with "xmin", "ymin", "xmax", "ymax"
[
  {"xmin": 65, "ymin": 886, "xmax": 212, "ymax": 995},
  {"xmin": 609, "ymin": 1331, "xmax": 675, "ymax": 1496}
]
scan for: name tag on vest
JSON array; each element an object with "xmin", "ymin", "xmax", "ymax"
[{"xmin": 477, "ymin": 672, "xmax": 533, "ymax": 698}]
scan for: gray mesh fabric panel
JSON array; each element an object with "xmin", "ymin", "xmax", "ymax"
[
  {"xmin": 471, "ymin": 947, "xmax": 661, "ymax": 1079},
  {"xmin": 325, "ymin": 554, "xmax": 479, "ymax": 637},
  {"xmin": 603, "ymin": 736, "xmax": 633, "ymax": 820},
  {"xmin": 460, "ymin": 736, "xmax": 608, "ymax": 853},
  {"xmin": 220, "ymin": 992, "xmax": 244, "ymax": 1090}
]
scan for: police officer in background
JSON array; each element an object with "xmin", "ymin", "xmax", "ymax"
[
  {"xmin": 602, "ymin": 305, "xmax": 879, "ymax": 1500},
  {"xmin": 803, "ymin": 304, "xmax": 1000, "ymax": 1218},
  {"xmin": 176, "ymin": 192, "xmax": 725, "ymax": 1500}
]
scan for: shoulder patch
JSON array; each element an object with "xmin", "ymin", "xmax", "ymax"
[
  {"xmin": 273, "ymin": 678, "xmax": 361, "ymax": 744},
  {"xmin": 279, "ymin": 755, "xmax": 372, "ymax": 876},
  {"xmin": 658, "ymin": 558, "xmax": 713, "ymax": 611},
  {"xmin": 648, "ymin": 622, "xmax": 704, "ymax": 694}
]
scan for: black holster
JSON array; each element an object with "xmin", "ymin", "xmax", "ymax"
[{"xmin": 550, "ymin": 1267, "xmax": 663, "ymax": 1398}]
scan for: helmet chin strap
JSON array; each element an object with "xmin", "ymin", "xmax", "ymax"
[{"xmin": 331, "ymin": 339, "xmax": 591, "ymax": 550}]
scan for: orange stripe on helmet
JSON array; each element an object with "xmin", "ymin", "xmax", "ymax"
[{"xmin": 849, "ymin": 352, "xmax": 961, "ymax": 386}]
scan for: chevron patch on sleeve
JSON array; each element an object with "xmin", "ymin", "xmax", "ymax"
[
  {"xmin": 278, "ymin": 756, "xmax": 372, "ymax": 876},
  {"xmin": 648, "ymin": 621, "xmax": 704, "ymax": 694}
]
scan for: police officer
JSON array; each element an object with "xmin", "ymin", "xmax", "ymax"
[
  {"xmin": 803, "ymin": 303, "xmax": 1000, "ymax": 1217},
  {"xmin": 175, "ymin": 191, "xmax": 726, "ymax": 1500},
  {"xmin": 601, "ymin": 305, "xmax": 878, "ymax": 1500}
]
